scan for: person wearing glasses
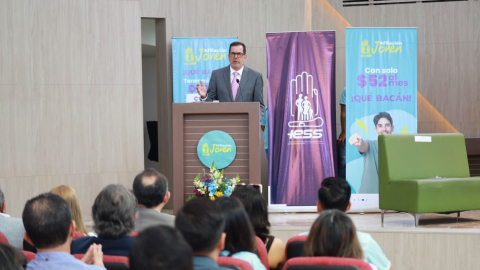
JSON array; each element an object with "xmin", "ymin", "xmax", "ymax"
[
  {"xmin": 348, "ymin": 111, "xmax": 394, "ymax": 193},
  {"xmin": 196, "ymin": 41, "xmax": 265, "ymax": 118}
]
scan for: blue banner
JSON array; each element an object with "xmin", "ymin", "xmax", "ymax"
[
  {"xmin": 172, "ymin": 37, "xmax": 237, "ymax": 103},
  {"xmin": 346, "ymin": 28, "xmax": 417, "ymax": 194}
]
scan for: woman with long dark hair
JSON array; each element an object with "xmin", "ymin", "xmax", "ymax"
[
  {"xmin": 214, "ymin": 196, "xmax": 266, "ymax": 270},
  {"xmin": 303, "ymin": 209, "xmax": 377, "ymax": 270},
  {"xmin": 231, "ymin": 185, "xmax": 285, "ymax": 270}
]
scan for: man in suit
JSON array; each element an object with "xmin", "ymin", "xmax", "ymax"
[
  {"xmin": 132, "ymin": 168, "xmax": 175, "ymax": 232},
  {"xmin": 0, "ymin": 187, "xmax": 25, "ymax": 249},
  {"xmin": 196, "ymin": 41, "xmax": 265, "ymax": 118}
]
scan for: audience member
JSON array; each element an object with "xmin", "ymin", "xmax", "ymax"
[
  {"xmin": 50, "ymin": 185, "xmax": 88, "ymax": 235},
  {"xmin": 130, "ymin": 225, "xmax": 193, "ymax": 270},
  {"xmin": 22, "ymin": 193, "xmax": 104, "ymax": 269},
  {"xmin": 303, "ymin": 209, "xmax": 377, "ymax": 270},
  {"xmin": 0, "ymin": 186, "xmax": 26, "ymax": 249},
  {"xmin": 232, "ymin": 185, "xmax": 285, "ymax": 269},
  {"xmin": 71, "ymin": 184, "xmax": 137, "ymax": 256},
  {"xmin": 132, "ymin": 168, "xmax": 174, "ymax": 232},
  {"xmin": 0, "ymin": 243, "xmax": 28, "ymax": 270},
  {"xmin": 311, "ymin": 177, "xmax": 392, "ymax": 270},
  {"xmin": 175, "ymin": 197, "xmax": 230, "ymax": 270},
  {"xmin": 214, "ymin": 197, "xmax": 266, "ymax": 270}
]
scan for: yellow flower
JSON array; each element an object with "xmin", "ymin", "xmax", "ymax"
[
  {"xmin": 215, "ymin": 191, "xmax": 223, "ymax": 197},
  {"xmin": 210, "ymin": 196, "xmax": 215, "ymax": 201}
]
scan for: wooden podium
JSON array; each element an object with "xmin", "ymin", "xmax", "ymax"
[{"xmin": 172, "ymin": 102, "xmax": 262, "ymax": 213}]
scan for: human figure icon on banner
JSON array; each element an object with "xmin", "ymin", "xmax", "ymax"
[
  {"xmin": 296, "ymin": 94, "xmax": 303, "ymax": 120},
  {"xmin": 288, "ymin": 71, "xmax": 324, "ymax": 128},
  {"xmin": 302, "ymin": 96, "xmax": 312, "ymax": 121}
]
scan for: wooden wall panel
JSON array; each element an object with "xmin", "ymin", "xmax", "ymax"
[
  {"xmin": 265, "ymin": 0, "xmax": 312, "ymax": 34},
  {"xmin": 141, "ymin": 0, "xmax": 167, "ymax": 18},
  {"xmin": 0, "ymin": 84, "xmax": 143, "ymax": 178},
  {"xmin": 1, "ymin": 0, "xmax": 144, "ymax": 218},
  {"xmin": 1, "ymin": 0, "xmax": 142, "ymax": 86},
  {"xmin": 182, "ymin": 113, "xmax": 251, "ymax": 201}
]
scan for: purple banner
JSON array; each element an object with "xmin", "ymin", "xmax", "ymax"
[{"xmin": 267, "ymin": 32, "xmax": 336, "ymax": 206}]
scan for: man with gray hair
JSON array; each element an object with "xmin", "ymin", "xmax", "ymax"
[
  {"xmin": 71, "ymin": 184, "xmax": 137, "ymax": 256},
  {"xmin": 133, "ymin": 168, "xmax": 175, "ymax": 232},
  {"xmin": 0, "ymin": 186, "xmax": 25, "ymax": 249}
]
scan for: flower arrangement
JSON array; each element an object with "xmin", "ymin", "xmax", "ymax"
[{"xmin": 188, "ymin": 161, "xmax": 240, "ymax": 201}]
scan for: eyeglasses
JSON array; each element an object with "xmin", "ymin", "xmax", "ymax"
[{"xmin": 229, "ymin": 52, "xmax": 245, "ymax": 58}]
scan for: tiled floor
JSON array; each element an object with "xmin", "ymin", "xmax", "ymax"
[{"xmin": 269, "ymin": 210, "xmax": 480, "ymax": 230}]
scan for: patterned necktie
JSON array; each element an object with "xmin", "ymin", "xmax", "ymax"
[{"xmin": 231, "ymin": 72, "xmax": 239, "ymax": 101}]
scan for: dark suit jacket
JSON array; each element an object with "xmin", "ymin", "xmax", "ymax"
[
  {"xmin": 206, "ymin": 65, "xmax": 265, "ymax": 118},
  {"xmin": 71, "ymin": 236, "xmax": 135, "ymax": 257}
]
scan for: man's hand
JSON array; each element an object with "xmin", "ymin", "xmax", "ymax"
[
  {"xmin": 196, "ymin": 81, "xmax": 207, "ymax": 99},
  {"xmin": 348, "ymin": 133, "xmax": 363, "ymax": 146},
  {"xmin": 82, "ymin": 243, "xmax": 105, "ymax": 268},
  {"xmin": 337, "ymin": 132, "xmax": 346, "ymax": 145},
  {"xmin": 348, "ymin": 133, "xmax": 368, "ymax": 153}
]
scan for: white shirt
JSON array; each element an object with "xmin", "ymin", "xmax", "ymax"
[{"xmin": 230, "ymin": 65, "xmax": 244, "ymax": 83}]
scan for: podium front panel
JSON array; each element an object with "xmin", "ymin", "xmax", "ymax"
[{"xmin": 172, "ymin": 103, "xmax": 261, "ymax": 213}]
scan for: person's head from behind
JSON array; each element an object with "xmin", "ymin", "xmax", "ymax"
[
  {"xmin": 303, "ymin": 209, "xmax": 363, "ymax": 259},
  {"xmin": 175, "ymin": 197, "xmax": 225, "ymax": 256},
  {"xmin": 0, "ymin": 244, "xmax": 27, "ymax": 270},
  {"xmin": 22, "ymin": 193, "xmax": 74, "ymax": 249},
  {"xmin": 317, "ymin": 177, "xmax": 351, "ymax": 213},
  {"xmin": 50, "ymin": 185, "xmax": 88, "ymax": 234},
  {"xmin": 373, "ymin": 111, "xmax": 394, "ymax": 135},
  {"xmin": 214, "ymin": 196, "xmax": 257, "ymax": 255},
  {"xmin": 92, "ymin": 184, "xmax": 137, "ymax": 239},
  {"xmin": 130, "ymin": 225, "xmax": 193, "ymax": 270},
  {"xmin": 133, "ymin": 168, "xmax": 170, "ymax": 209},
  {"xmin": 231, "ymin": 185, "xmax": 270, "ymax": 241}
]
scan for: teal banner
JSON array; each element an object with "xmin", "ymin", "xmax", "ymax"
[
  {"xmin": 172, "ymin": 37, "xmax": 237, "ymax": 103},
  {"xmin": 197, "ymin": 130, "xmax": 237, "ymax": 169},
  {"xmin": 346, "ymin": 28, "xmax": 417, "ymax": 194}
]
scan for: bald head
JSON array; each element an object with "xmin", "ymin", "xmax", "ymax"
[{"xmin": 133, "ymin": 168, "xmax": 169, "ymax": 208}]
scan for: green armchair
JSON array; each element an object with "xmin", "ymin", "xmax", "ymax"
[{"xmin": 378, "ymin": 133, "xmax": 480, "ymax": 226}]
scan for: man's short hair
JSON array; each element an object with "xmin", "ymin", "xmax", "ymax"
[
  {"xmin": 133, "ymin": 168, "xmax": 168, "ymax": 208},
  {"xmin": 318, "ymin": 177, "xmax": 351, "ymax": 212},
  {"xmin": 175, "ymin": 198, "xmax": 225, "ymax": 253},
  {"xmin": 92, "ymin": 184, "xmax": 137, "ymax": 239},
  {"xmin": 229, "ymin": 41, "xmax": 246, "ymax": 54},
  {"xmin": 22, "ymin": 193, "xmax": 72, "ymax": 249},
  {"xmin": 0, "ymin": 186, "xmax": 4, "ymax": 206},
  {"xmin": 130, "ymin": 225, "xmax": 193, "ymax": 270},
  {"xmin": 373, "ymin": 111, "xmax": 393, "ymax": 126}
]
